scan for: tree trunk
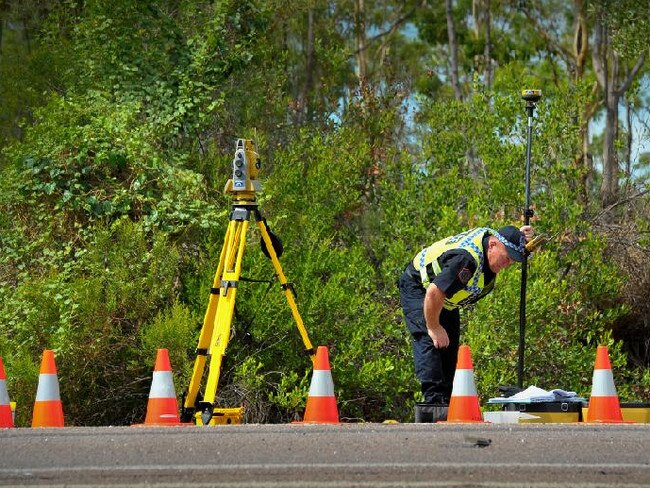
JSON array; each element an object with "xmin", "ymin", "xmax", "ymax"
[
  {"xmin": 573, "ymin": 0, "xmax": 588, "ymax": 78},
  {"xmin": 602, "ymin": 88, "xmax": 620, "ymax": 206},
  {"xmin": 299, "ymin": 7, "xmax": 315, "ymax": 125},
  {"xmin": 355, "ymin": 0, "xmax": 367, "ymax": 82},
  {"xmin": 625, "ymin": 95, "xmax": 632, "ymax": 179},
  {"xmin": 592, "ymin": 15, "xmax": 618, "ymax": 206},
  {"xmin": 483, "ymin": 0, "xmax": 492, "ymax": 90},
  {"xmin": 592, "ymin": 11, "xmax": 646, "ymax": 207},
  {"xmin": 445, "ymin": 0, "xmax": 462, "ymax": 100},
  {"xmin": 573, "ymin": 0, "xmax": 593, "ymax": 202}
]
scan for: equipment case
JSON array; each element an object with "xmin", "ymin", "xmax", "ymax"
[
  {"xmin": 620, "ymin": 402, "xmax": 650, "ymax": 423},
  {"xmin": 502, "ymin": 401, "xmax": 583, "ymax": 423}
]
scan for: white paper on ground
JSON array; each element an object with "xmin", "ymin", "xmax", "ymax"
[
  {"xmin": 488, "ymin": 385, "xmax": 585, "ymax": 404},
  {"xmin": 483, "ymin": 411, "xmax": 540, "ymax": 423}
]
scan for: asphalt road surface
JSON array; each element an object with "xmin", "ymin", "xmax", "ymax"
[{"xmin": 0, "ymin": 423, "xmax": 649, "ymax": 487}]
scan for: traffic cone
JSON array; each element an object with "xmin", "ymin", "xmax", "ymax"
[
  {"xmin": 302, "ymin": 346, "xmax": 339, "ymax": 424},
  {"xmin": 32, "ymin": 350, "xmax": 64, "ymax": 427},
  {"xmin": 137, "ymin": 349, "xmax": 184, "ymax": 426},
  {"xmin": 0, "ymin": 357, "xmax": 14, "ymax": 428},
  {"xmin": 585, "ymin": 345, "xmax": 625, "ymax": 423},
  {"xmin": 445, "ymin": 345, "xmax": 484, "ymax": 423}
]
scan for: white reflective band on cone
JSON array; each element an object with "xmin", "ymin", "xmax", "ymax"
[
  {"xmin": 35, "ymin": 374, "xmax": 60, "ymax": 401},
  {"xmin": 149, "ymin": 371, "xmax": 176, "ymax": 398},
  {"xmin": 451, "ymin": 369, "xmax": 477, "ymax": 396},
  {"xmin": 591, "ymin": 369, "xmax": 618, "ymax": 397},
  {"xmin": 0, "ymin": 379, "xmax": 9, "ymax": 404},
  {"xmin": 308, "ymin": 370, "xmax": 335, "ymax": 397}
]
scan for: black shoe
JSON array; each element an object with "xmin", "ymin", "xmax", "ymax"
[{"xmin": 415, "ymin": 402, "xmax": 449, "ymax": 423}]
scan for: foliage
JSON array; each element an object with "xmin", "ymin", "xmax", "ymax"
[
  {"xmin": 203, "ymin": 127, "xmax": 416, "ymax": 422},
  {"xmin": 466, "ymin": 238, "xmax": 632, "ymax": 400},
  {"xmin": 0, "ymin": 219, "xmax": 184, "ymax": 425},
  {"xmin": 590, "ymin": 0, "xmax": 650, "ymax": 59},
  {"xmin": 0, "ymin": 0, "xmax": 648, "ymax": 426}
]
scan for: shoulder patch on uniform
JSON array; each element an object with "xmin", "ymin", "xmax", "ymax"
[{"xmin": 458, "ymin": 267, "xmax": 472, "ymax": 284}]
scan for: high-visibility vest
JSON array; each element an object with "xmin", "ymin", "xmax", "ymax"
[{"xmin": 412, "ymin": 227, "xmax": 495, "ymax": 310}]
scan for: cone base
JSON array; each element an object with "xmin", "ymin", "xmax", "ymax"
[
  {"xmin": 293, "ymin": 420, "xmax": 341, "ymax": 425},
  {"xmin": 143, "ymin": 398, "xmax": 182, "ymax": 425},
  {"xmin": 143, "ymin": 415, "xmax": 184, "ymax": 425},
  {"xmin": 445, "ymin": 396, "xmax": 483, "ymax": 423},
  {"xmin": 439, "ymin": 421, "xmax": 485, "ymax": 424},
  {"xmin": 0, "ymin": 405, "xmax": 13, "ymax": 428},
  {"xmin": 584, "ymin": 420, "xmax": 631, "ymax": 424},
  {"xmin": 132, "ymin": 422, "xmax": 193, "ymax": 427},
  {"xmin": 586, "ymin": 396, "xmax": 624, "ymax": 423},
  {"xmin": 32, "ymin": 401, "xmax": 64, "ymax": 427},
  {"xmin": 303, "ymin": 396, "xmax": 339, "ymax": 424}
]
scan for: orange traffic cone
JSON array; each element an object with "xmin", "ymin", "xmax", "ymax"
[
  {"xmin": 302, "ymin": 346, "xmax": 339, "ymax": 424},
  {"xmin": 32, "ymin": 350, "xmax": 64, "ymax": 427},
  {"xmin": 138, "ymin": 349, "xmax": 184, "ymax": 426},
  {"xmin": 585, "ymin": 345, "xmax": 625, "ymax": 423},
  {"xmin": 0, "ymin": 357, "xmax": 14, "ymax": 428},
  {"xmin": 445, "ymin": 345, "xmax": 484, "ymax": 423}
]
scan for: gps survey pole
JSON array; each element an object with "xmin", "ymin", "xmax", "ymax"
[{"xmin": 518, "ymin": 89, "xmax": 542, "ymax": 389}]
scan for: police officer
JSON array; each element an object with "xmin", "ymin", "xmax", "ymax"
[{"xmin": 398, "ymin": 225, "xmax": 534, "ymax": 413}]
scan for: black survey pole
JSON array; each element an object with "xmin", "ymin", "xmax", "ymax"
[{"xmin": 518, "ymin": 89, "xmax": 541, "ymax": 389}]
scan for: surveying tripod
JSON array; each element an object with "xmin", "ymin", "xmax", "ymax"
[{"xmin": 180, "ymin": 139, "xmax": 315, "ymax": 426}]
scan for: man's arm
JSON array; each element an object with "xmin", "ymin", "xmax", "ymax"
[{"xmin": 423, "ymin": 283, "xmax": 450, "ymax": 349}]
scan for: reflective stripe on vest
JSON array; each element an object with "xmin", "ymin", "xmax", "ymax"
[
  {"xmin": 35, "ymin": 374, "xmax": 60, "ymax": 401},
  {"xmin": 413, "ymin": 228, "xmax": 491, "ymax": 310}
]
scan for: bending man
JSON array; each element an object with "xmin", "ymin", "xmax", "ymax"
[{"xmin": 398, "ymin": 225, "xmax": 533, "ymax": 409}]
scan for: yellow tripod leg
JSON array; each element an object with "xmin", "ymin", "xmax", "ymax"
[
  {"xmin": 182, "ymin": 202, "xmax": 315, "ymax": 425},
  {"xmin": 200, "ymin": 214, "xmax": 250, "ymax": 424},
  {"xmin": 181, "ymin": 219, "xmax": 233, "ymax": 421},
  {"xmin": 257, "ymin": 219, "xmax": 315, "ymax": 365}
]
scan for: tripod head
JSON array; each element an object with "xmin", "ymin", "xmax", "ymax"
[{"xmin": 224, "ymin": 138, "xmax": 262, "ymax": 198}]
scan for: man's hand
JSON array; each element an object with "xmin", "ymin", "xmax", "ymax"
[
  {"xmin": 428, "ymin": 325, "xmax": 450, "ymax": 349},
  {"xmin": 424, "ymin": 284, "xmax": 448, "ymax": 349},
  {"xmin": 520, "ymin": 225, "xmax": 534, "ymax": 243}
]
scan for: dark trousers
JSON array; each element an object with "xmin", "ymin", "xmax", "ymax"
[{"xmin": 399, "ymin": 264, "xmax": 460, "ymax": 404}]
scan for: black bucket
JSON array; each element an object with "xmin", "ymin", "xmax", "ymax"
[{"xmin": 415, "ymin": 403, "xmax": 448, "ymax": 423}]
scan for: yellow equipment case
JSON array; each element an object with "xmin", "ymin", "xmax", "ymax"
[
  {"xmin": 502, "ymin": 401, "xmax": 584, "ymax": 423},
  {"xmin": 579, "ymin": 402, "xmax": 650, "ymax": 423},
  {"xmin": 620, "ymin": 402, "xmax": 650, "ymax": 423}
]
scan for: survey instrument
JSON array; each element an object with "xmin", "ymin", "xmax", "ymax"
[{"xmin": 180, "ymin": 139, "xmax": 315, "ymax": 425}]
